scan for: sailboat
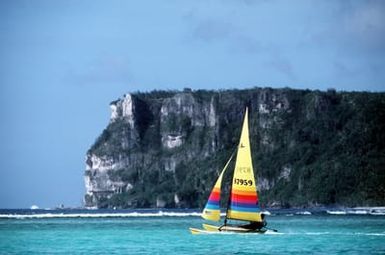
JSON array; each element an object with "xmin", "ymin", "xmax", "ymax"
[{"xmin": 190, "ymin": 108, "xmax": 270, "ymax": 234}]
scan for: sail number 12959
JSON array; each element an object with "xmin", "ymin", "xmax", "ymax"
[{"xmin": 234, "ymin": 178, "xmax": 253, "ymax": 186}]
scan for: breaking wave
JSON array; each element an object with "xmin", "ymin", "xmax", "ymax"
[
  {"xmin": 0, "ymin": 211, "xmax": 202, "ymax": 219},
  {"xmin": 326, "ymin": 208, "xmax": 385, "ymax": 215},
  {"xmin": 2, "ymin": 206, "xmax": 384, "ymax": 219}
]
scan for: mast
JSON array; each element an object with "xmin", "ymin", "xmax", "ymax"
[
  {"xmin": 223, "ymin": 154, "xmax": 236, "ymax": 226},
  {"xmin": 220, "ymin": 150, "xmax": 236, "ymax": 226}
]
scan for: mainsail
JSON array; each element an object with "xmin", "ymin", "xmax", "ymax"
[
  {"xmin": 227, "ymin": 108, "xmax": 262, "ymax": 222},
  {"xmin": 202, "ymin": 153, "xmax": 234, "ymax": 221}
]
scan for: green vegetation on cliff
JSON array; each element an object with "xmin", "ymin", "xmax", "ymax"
[{"xmin": 85, "ymin": 88, "xmax": 385, "ymax": 209}]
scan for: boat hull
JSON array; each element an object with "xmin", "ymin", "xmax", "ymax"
[
  {"xmin": 189, "ymin": 223, "xmax": 267, "ymax": 234},
  {"xmin": 189, "ymin": 227, "xmax": 212, "ymax": 235},
  {"xmin": 203, "ymin": 223, "xmax": 267, "ymax": 233}
]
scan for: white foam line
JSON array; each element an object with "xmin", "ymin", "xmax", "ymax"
[
  {"xmin": 305, "ymin": 232, "xmax": 331, "ymax": 235},
  {"xmin": 326, "ymin": 210, "xmax": 347, "ymax": 215},
  {"xmin": 265, "ymin": 230, "xmax": 283, "ymax": 235},
  {"xmin": 283, "ymin": 232, "xmax": 385, "ymax": 236},
  {"xmin": 0, "ymin": 211, "xmax": 203, "ymax": 219},
  {"xmin": 347, "ymin": 210, "xmax": 368, "ymax": 215},
  {"xmin": 327, "ymin": 210, "xmax": 385, "ymax": 215},
  {"xmin": 295, "ymin": 211, "xmax": 312, "ymax": 215},
  {"xmin": 352, "ymin": 232, "xmax": 385, "ymax": 236},
  {"xmin": 364, "ymin": 233, "xmax": 385, "ymax": 236}
]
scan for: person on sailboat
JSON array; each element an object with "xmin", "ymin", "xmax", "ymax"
[{"xmin": 240, "ymin": 213, "xmax": 267, "ymax": 230}]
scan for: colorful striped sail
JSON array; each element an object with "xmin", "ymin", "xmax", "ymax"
[
  {"xmin": 227, "ymin": 108, "xmax": 262, "ymax": 222},
  {"xmin": 202, "ymin": 154, "xmax": 234, "ymax": 221}
]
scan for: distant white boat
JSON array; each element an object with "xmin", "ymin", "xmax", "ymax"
[
  {"xmin": 30, "ymin": 205, "xmax": 39, "ymax": 210},
  {"xmin": 369, "ymin": 208, "xmax": 385, "ymax": 216}
]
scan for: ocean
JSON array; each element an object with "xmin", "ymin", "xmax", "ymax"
[{"xmin": 0, "ymin": 209, "xmax": 384, "ymax": 254}]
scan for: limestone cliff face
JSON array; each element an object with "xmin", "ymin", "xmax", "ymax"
[
  {"xmin": 85, "ymin": 91, "xmax": 222, "ymax": 208},
  {"xmin": 84, "ymin": 88, "xmax": 385, "ymax": 208}
]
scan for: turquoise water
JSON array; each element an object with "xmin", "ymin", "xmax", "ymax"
[{"xmin": 1, "ymin": 211, "xmax": 384, "ymax": 254}]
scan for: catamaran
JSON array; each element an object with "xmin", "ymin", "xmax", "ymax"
[{"xmin": 190, "ymin": 108, "xmax": 272, "ymax": 234}]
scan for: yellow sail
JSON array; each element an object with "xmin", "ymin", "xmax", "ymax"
[
  {"xmin": 227, "ymin": 108, "xmax": 262, "ymax": 222},
  {"xmin": 202, "ymin": 153, "xmax": 234, "ymax": 221}
]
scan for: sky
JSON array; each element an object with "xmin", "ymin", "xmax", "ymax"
[{"xmin": 0, "ymin": 0, "xmax": 384, "ymax": 208}]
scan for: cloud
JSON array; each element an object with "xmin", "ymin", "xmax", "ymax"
[
  {"xmin": 307, "ymin": 0, "xmax": 385, "ymax": 54},
  {"xmin": 179, "ymin": 0, "xmax": 383, "ymax": 90},
  {"xmin": 343, "ymin": 0, "xmax": 385, "ymax": 52}
]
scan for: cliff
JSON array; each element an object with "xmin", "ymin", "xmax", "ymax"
[{"xmin": 84, "ymin": 88, "xmax": 385, "ymax": 209}]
